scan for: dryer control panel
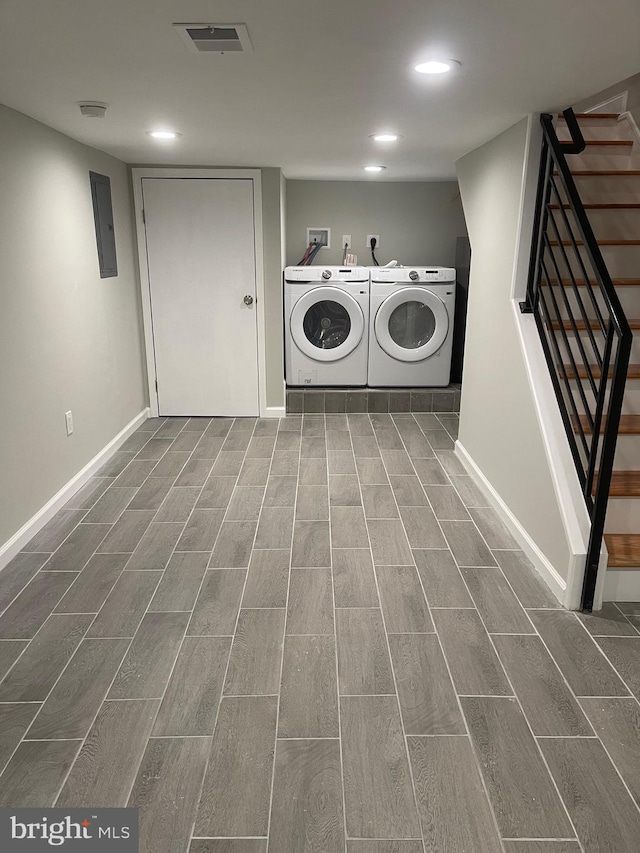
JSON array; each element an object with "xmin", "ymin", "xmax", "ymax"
[{"xmin": 370, "ymin": 266, "xmax": 456, "ymax": 284}]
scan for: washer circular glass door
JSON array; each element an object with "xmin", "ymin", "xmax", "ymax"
[
  {"xmin": 374, "ymin": 287, "xmax": 448, "ymax": 362},
  {"xmin": 290, "ymin": 286, "xmax": 364, "ymax": 362}
]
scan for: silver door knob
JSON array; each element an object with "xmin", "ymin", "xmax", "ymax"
[
  {"xmin": 243, "ymin": 295, "xmax": 254, "ymax": 305},
  {"xmin": 409, "ymin": 270, "xmax": 419, "ymax": 281}
]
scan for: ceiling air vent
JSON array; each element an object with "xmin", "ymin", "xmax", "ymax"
[{"xmin": 174, "ymin": 23, "xmax": 253, "ymax": 54}]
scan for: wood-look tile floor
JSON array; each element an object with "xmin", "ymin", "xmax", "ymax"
[{"xmin": 1, "ymin": 412, "xmax": 640, "ymax": 852}]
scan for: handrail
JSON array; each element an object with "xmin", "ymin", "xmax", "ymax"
[{"xmin": 522, "ymin": 109, "xmax": 633, "ymax": 611}]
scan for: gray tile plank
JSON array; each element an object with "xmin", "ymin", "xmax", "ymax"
[
  {"xmin": 54, "ymin": 553, "xmax": 127, "ymax": 614},
  {"xmin": 275, "ymin": 431, "xmax": 302, "ymax": 452},
  {"xmin": 113, "ymin": 460, "xmax": 160, "ymax": 487},
  {"xmin": 494, "ymin": 634, "xmax": 592, "ymax": 736},
  {"xmin": 424, "ymin": 484, "xmax": 470, "ymax": 519},
  {"xmin": 433, "ymin": 609, "xmax": 511, "ymax": 696},
  {"xmin": 88, "ymin": 570, "xmax": 161, "ymax": 639},
  {"xmin": 326, "ymin": 431, "xmax": 352, "ymax": 451},
  {"xmin": 209, "ymin": 521, "xmax": 257, "ymax": 568},
  {"xmin": 332, "ymin": 548, "xmax": 379, "ymax": 607},
  {"xmin": 177, "ymin": 509, "xmax": 225, "ymax": 552},
  {"xmin": 195, "ymin": 696, "xmax": 277, "ymax": 836},
  {"xmin": 278, "ymin": 635, "xmax": 339, "ymax": 738},
  {"xmin": 540, "ymin": 736, "xmax": 640, "ymax": 853},
  {"xmin": 129, "ymin": 736, "xmax": 209, "ymax": 853},
  {"xmin": 149, "ymin": 552, "xmax": 208, "ymax": 612},
  {"xmin": 380, "ymin": 449, "xmax": 415, "ymax": 475},
  {"xmin": 329, "ymin": 475, "xmax": 362, "ymax": 507},
  {"xmin": 0, "ymin": 703, "xmax": 40, "ymax": 774},
  {"xmin": 174, "ymin": 459, "xmax": 214, "ymax": 488},
  {"xmin": 352, "ymin": 435, "xmax": 381, "ymax": 457},
  {"xmin": 301, "ymin": 436, "xmax": 327, "ymax": 458},
  {"xmin": 341, "ymin": 695, "xmax": 420, "ymax": 838},
  {"xmin": 579, "ymin": 697, "xmax": 640, "ymax": 806},
  {"xmin": 272, "ymin": 451, "xmax": 301, "ymax": 477},
  {"xmin": 469, "ymin": 506, "xmax": 519, "ymax": 549},
  {"xmin": 154, "ymin": 487, "xmax": 200, "ymax": 523},
  {"xmin": 135, "ymin": 438, "xmax": 174, "ymax": 461},
  {"xmin": 399, "ymin": 506, "xmax": 447, "ymax": 549},
  {"xmin": 0, "ymin": 573, "xmax": 76, "ymax": 639},
  {"xmin": 269, "ymin": 738, "xmax": 344, "ymax": 853},
  {"xmin": 367, "ymin": 519, "xmax": 413, "ymax": 566},
  {"xmin": 0, "ymin": 641, "xmax": 29, "ymax": 682},
  {"xmin": 388, "ymin": 475, "xmax": 429, "ymax": 507},
  {"xmin": 190, "ymin": 841, "xmax": 266, "ymax": 853},
  {"xmin": 0, "ymin": 553, "xmax": 48, "ymax": 613},
  {"xmin": 376, "ymin": 565, "xmax": 433, "ymax": 633},
  {"xmin": 126, "ymin": 522, "xmax": 183, "ymax": 570},
  {"xmin": 412, "ymin": 457, "xmax": 449, "ymax": 485},
  {"xmin": 98, "ymin": 510, "xmax": 155, "ymax": 554},
  {"xmin": 501, "ymin": 844, "xmax": 580, "ymax": 853},
  {"xmin": 148, "ymin": 451, "xmax": 190, "ymax": 478},
  {"xmin": 494, "ymin": 551, "xmax": 561, "ymax": 609},
  {"xmin": 462, "ymin": 568, "xmax": 534, "ymax": 633},
  {"xmin": 188, "ymin": 570, "xmax": 247, "ymax": 636},
  {"xmin": 153, "ymin": 636, "xmax": 231, "ymax": 736},
  {"xmin": 0, "ymin": 614, "xmax": 92, "ymax": 701},
  {"xmin": 127, "ymin": 477, "xmax": 174, "ymax": 510},
  {"xmin": 578, "ymin": 603, "xmax": 639, "ymax": 637},
  {"xmin": 263, "ymin": 476, "xmax": 297, "ymax": 507},
  {"xmin": 449, "ymin": 475, "xmax": 491, "ymax": 508},
  {"xmin": 169, "ymin": 430, "xmax": 202, "ymax": 452},
  {"xmin": 462, "ymin": 696, "xmax": 573, "ymax": 838},
  {"xmin": 408, "ymin": 735, "xmax": 502, "ymax": 853},
  {"xmin": 440, "ymin": 520, "xmax": 496, "ymax": 566},
  {"xmin": 434, "ymin": 450, "xmax": 466, "ymax": 475},
  {"xmin": 296, "ymin": 485, "xmax": 330, "ymax": 519},
  {"xmin": 65, "ymin": 476, "xmax": 112, "ymax": 507},
  {"xmin": 291, "ymin": 520, "xmax": 331, "ymax": 567},
  {"xmin": 355, "ymin": 457, "xmax": 388, "ymax": 484},
  {"xmin": 191, "ymin": 436, "xmax": 225, "ymax": 460},
  {"xmin": 196, "ymin": 476, "xmax": 236, "ymax": 509},
  {"xmin": 331, "ymin": 506, "xmax": 369, "ymax": 548},
  {"xmin": 99, "ymin": 450, "xmax": 137, "ymax": 477},
  {"xmin": 23, "ymin": 509, "xmax": 85, "ymax": 551},
  {"xmin": 348, "ymin": 844, "xmax": 422, "ymax": 853},
  {"xmin": 247, "ymin": 435, "xmax": 277, "ymax": 458},
  {"xmin": 287, "ymin": 569, "xmax": 334, "ymax": 635},
  {"xmin": 328, "ymin": 450, "xmax": 356, "ymax": 475},
  {"xmin": 254, "ymin": 507, "xmax": 294, "ymax": 549},
  {"xmin": 0, "ymin": 740, "xmax": 80, "ymax": 806},
  {"xmin": 529, "ymin": 610, "xmax": 629, "ymax": 696},
  {"xmin": 45, "ymin": 523, "xmax": 112, "ymax": 570},
  {"xmin": 27, "ymin": 638, "xmax": 130, "ymax": 739},
  {"xmin": 361, "ymin": 484, "xmax": 399, "ymax": 518},
  {"xmin": 210, "ymin": 450, "xmax": 245, "ymax": 476},
  {"xmin": 226, "ymin": 486, "xmax": 266, "ymax": 521},
  {"xmin": 242, "ymin": 550, "xmax": 290, "ymax": 608},
  {"xmin": 57, "ymin": 699, "xmax": 159, "ymax": 806},
  {"xmin": 413, "ymin": 548, "xmax": 473, "ymax": 607},
  {"xmin": 108, "ymin": 612, "xmax": 189, "ymax": 699},
  {"xmin": 596, "ymin": 637, "xmax": 640, "ymax": 698},
  {"xmin": 389, "ymin": 633, "xmax": 465, "ymax": 735},
  {"xmin": 336, "ymin": 608, "xmax": 394, "ymax": 695},
  {"xmin": 224, "ymin": 609, "xmax": 285, "ymax": 695}
]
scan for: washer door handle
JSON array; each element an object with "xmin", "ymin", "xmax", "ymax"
[{"xmin": 243, "ymin": 294, "xmax": 254, "ymax": 306}]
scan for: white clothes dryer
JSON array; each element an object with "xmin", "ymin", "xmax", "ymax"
[
  {"xmin": 285, "ymin": 266, "xmax": 370, "ymax": 386},
  {"xmin": 368, "ymin": 267, "xmax": 456, "ymax": 387}
]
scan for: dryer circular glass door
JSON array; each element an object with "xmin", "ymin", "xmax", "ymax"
[
  {"xmin": 290, "ymin": 286, "xmax": 364, "ymax": 362},
  {"xmin": 374, "ymin": 287, "xmax": 449, "ymax": 362}
]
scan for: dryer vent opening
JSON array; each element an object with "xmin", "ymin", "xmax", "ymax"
[{"xmin": 174, "ymin": 23, "xmax": 253, "ymax": 54}]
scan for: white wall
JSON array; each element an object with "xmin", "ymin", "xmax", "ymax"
[
  {"xmin": 574, "ymin": 72, "xmax": 640, "ymax": 124},
  {"xmin": 0, "ymin": 104, "xmax": 147, "ymax": 549},
  {"xmin": 285, "ymin": 180, "xmax": 467, "ymax": 267},
  {"xmin": 455, "ymin": 118, "xmax": 573, "ymax": 584}
]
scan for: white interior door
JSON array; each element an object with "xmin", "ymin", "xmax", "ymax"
[{"xmin": 142, "ymin": 177, "xmax": 259, "ymax": 416}]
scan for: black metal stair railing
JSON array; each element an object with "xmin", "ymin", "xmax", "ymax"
[{"xmin": 521, "ymin": 109, "xmax": 632, "ymax": 611}]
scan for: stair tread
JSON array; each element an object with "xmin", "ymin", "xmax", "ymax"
[
  {"xmin": 549, "ymin": 203, "xmax": 640, "ymax": 209},
  {"xmin": 549, "ymin": 239, "xmax": 640, "ymax": 246},
  {"xmin": 576, "ymin": 414, "xmax": 640, "ymax": 435},
  {"xmin": 563, "ymin": 364, "xmax": 640, "ymax": 380},
  {"xmin": 552, "ymin": 318, "xmax": 640, "ymax": 331},
  {"xmin": 547, "ymin": 278, "xmax": 640, "ymax": 286},
  {"xmin": 558, "ymin": 113, "xmax": 620, "ymax": 120},
  {"xmin": 605, "ymin": 534, "xmax": 640, "ymax": 568},
  {"xmin": 608, "ymin": 471, "xmax": 640, "ymax": 497}
]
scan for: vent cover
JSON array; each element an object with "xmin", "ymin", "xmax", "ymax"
[{"xmin": 174, "ymin": 23, "xmax": 253, "ymax": 54}]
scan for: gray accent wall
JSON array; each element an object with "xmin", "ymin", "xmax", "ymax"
[
  {"xmin": 285, "ymin": 180, "xmax": 467, "ymax": 268},
  {"xmin": 0, "ymin": 104, "xmax": 147, "ymax": 550}
]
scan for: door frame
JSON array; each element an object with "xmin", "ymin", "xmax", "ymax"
[{"xmin": 131, "ymin": 168, "xmax": 267, "ymax": 417}]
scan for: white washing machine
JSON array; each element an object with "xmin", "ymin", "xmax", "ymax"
[
  {"xmin": 368, "ymin": 267, "xmax": 456, "ymax": 387},
  {"xmin": 285, "ymin": 266, "xmax": 370, "ymax": 386}
]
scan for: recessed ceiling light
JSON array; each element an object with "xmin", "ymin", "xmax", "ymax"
[
  {"xmin": 147, "ymin": 130, "xmax": 182, "ymax": 140},
  {"xmin": 363, "ymin": 165, "xmax": 387, "ymax": 172},
  {"xmin": 371, "ymin": 133, "xmax": 399, "ymax": 143},
  {"xmin": 414, "ymin": 60, "xmax": 459, "ymax": 74}
]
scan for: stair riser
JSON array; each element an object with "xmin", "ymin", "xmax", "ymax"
[
  {"xmin": 605, "ymin": 498, "xmax": 640, "ymax": 534},
  {"xmin": 552, "ymin": 209, "xmax": 640, "ymax": 242},
  {"xmin": 567, "ymin": 150, "xmax": 640, "ymax": 169},
  {"xmin": 542, "ymin": 286, "xmax": 640, "ymax": 328},
  {"xmin": 563, "ymin": 335, "xmax": 640, "ymax": 365},
  {"xmin": 614, "ymin": 436, "xmax": 640, "ymax": 470},
  {"xmin": 557, "ymin": 118, "xmax": 629, "ymax": 141},
  {"xmin": 557, "ymin": 176, "xmax": 640, "ymax": 205}
]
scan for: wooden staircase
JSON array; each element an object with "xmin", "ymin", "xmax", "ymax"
[{"xmin": 556, "ymin": 110, "xmax": 640, "ymax": 582}]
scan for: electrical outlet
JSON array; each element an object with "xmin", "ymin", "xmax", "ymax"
[
  {"xmin": 366, "ymin": 235, "xmax": 380, "ymax": 248},
  {"xmin": 65, "ymin": 411, "xmax": 74, "ymax": 436},
  {"xmin": 342, "ymin": 235, "xmax": 352, "ymax": 250}
]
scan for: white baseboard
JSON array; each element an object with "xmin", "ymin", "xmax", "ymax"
[
  {"xmin": 454, "ymin": 440, "xmax": 567, "ymax": 605},
  {"xmin": 0, "ymin": 408, "xmax": 150, "ymax": 571},
  {"xmin": 263, "ymin": 405, "xmax": 286, "ymax": 419},
  {"xmin": 603, "ymin": 570, "xmax": 640, "ymax": 602}
]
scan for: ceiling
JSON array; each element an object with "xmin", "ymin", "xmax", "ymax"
[{"xmin": 0, "ymin": 0, "xmax": 638, "ymax": 180}]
